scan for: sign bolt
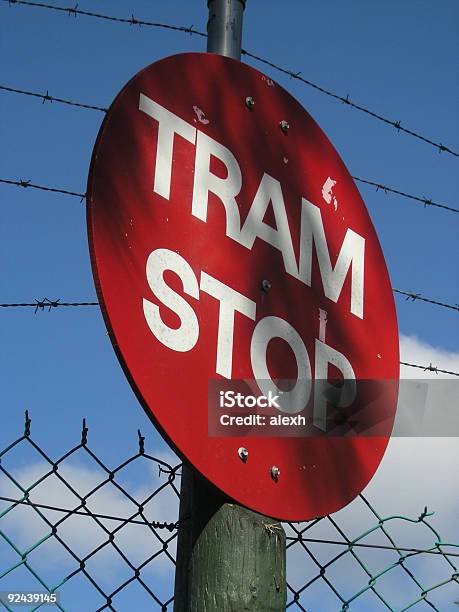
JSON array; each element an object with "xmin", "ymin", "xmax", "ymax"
[
  {"xmin": 245, "ymin": 96, "xmax": 255, "ymax": 110},
  {"xmin": 261, "ymin": 279, "xmax": 271, "ymax": 293},
  {"xmin": 238, "ymin": 447, "xmax": 249, "ymax": 462},
  {"xmin": 270, "ymin": 466, "xmax": 280, "ymax": 481},
  {"xmin": 280, "ymin": 120, "xmax": 290, "ymax": 134}
]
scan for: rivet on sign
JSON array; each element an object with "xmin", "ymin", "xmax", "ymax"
[
  {"xmin": 245, "ymin": 96, "xmax": 255, "ymax": 110},
  {"xmin": 238, "ymin": 447, "xmax": 249, "ymax": 462},
  {"xmin": 270, "ymin": 466, "xmax": 280, "ymax": 481},
  {"xmin": 280, "ymin": 120, "xmax": 290, "ymax": 134},
  {"xmin": 261, "ymin": 279, "xmax": 271, "ymax": 293}
]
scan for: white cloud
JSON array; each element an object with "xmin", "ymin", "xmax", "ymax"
[
  {"xmin": 400, "ymin": 333, "xmax": 459, "ymax": 379},
  {"xmin": 363, "ymin": 331, "xmax": 459, "ymax": 539},
  {"xmin": 286, "ymin": 334, "xmax": 459, "ymax": 608},
  {"xmin": 0, "ymin": 460, "xmax": 180, "ymax": 580},
  {"xmin": 347, "ymin": 335, "xmax": 459, "ymax": 553}
]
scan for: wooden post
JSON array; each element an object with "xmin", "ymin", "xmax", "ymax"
[{"xmin": 174, "ymin": 465, "xmax": 286, "ymax": 611}]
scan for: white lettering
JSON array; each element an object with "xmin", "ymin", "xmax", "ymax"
[
  {"xmin": 139, "ymin": 93, "xmax": 196, "ymax": 200},
  {"xmin": 201, "ymin": 272, "xmax": 256, "ymax": 378},
  {"xmin": 143, "ymin": 249, "xmax": 199, "ymax": 352},
  {"xmin": 299, "ymin": 199, "xmax": 365, "ymax": 318},
  {"xmin": 240, "ymin": 173, "xmax": 298, "ymax": 277},
  {"xmin": 191, "ymin": 130, "xmax": 242, "ymax": 241},
  {"xmin": 313, "ymin": 339, "xmax": 356, "ymax": 431},
  {"xmin": 250, "ymin": 316, "xmax": 312, "ymax": 414}
]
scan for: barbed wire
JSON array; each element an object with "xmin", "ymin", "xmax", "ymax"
[
  {"xmin": 0, "ymin": 495, "xmax": 179, "ymax": 531},
  {"xmin": 1, "ymin": 494, "xmax": 457, "ymax": 558},
  {"xmin": 0, "ymin": 298, "xmax": 98, "ymax": 312},
  {"xmin": 285, "ymin": 533, "xmax": 459, "ymax": 558},
  {"xmin": 1, "ymin": 299, "xmax": 458, "ymax": 375},
  {"xmin": 399, "ymin": 361, "xmax": 459, "ymax": 377},
  {"xmin": 1, "ymin": 288, "xmax": 458, "ymax": 315},
  {"xmin": 0, "ymin": 85, "xmax": 107, "ymax": 112},
  {"xmin": 0, "ymin": 177, "xmax": 85, "ymax": 199},
  {"xmin": 353, "ymin": 177, "xmax": 459, "ymax": 214},
  {"xmin": 1, "ymin": 84, "xmax": 458, "ymax": 214},
  {"xmin": 1, "ymin": 0, "xmax": 206, "ymax": 37},
  {"xmin": 2, "ymin": 0, "xmax": 458, "ymax": 158},
  {"xmin": 393, "ymin": 289, "xmax": 459, "ymax": 312}
]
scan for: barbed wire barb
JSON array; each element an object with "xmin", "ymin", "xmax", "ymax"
[
  {"xmin": 137, "ymin": 429, "xmax": 145, "ymax": 455},
  {"xmin": 0, "ymin": 298, "xmax": 99, "ymax": 309},
  {"xmin": 81, "ymin": 418, "xmax": 88, "ymax": 446},
  {"xmin": 24, "ymin": 409, "xmax": 31, "ymax": 437}
]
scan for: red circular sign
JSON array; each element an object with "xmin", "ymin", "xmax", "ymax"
[{"xmin": 87, "ymin": 53, "xmax": 399, "ymax": 521}]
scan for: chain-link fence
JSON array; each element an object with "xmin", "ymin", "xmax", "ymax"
[{"xmin": 1, "ymin": 414, "xmax": 458, "ymax": 611}]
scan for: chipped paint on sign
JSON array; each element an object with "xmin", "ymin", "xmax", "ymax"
[
  {"xmin": 318, "ymin": 308, "xmax": 328, "ymax": 343},
  {"xmin": 322, "ymin": 177, "xmax": 338, "ymax": 211},
  {"xmin": 193, "ymin": 105, "xmax": 210, "ymax": 124}
]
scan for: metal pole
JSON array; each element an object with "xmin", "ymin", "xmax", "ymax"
[
  {"xmin": 207, "ymin": 0, "xmax": 246, "ymax": 60},
  {"xmin": 173, "ymin": 3, "xmax": 286, "ymax": 611}
]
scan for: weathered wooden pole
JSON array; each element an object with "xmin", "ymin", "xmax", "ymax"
[
  {"xmin": 174, "ymin": 464, "xmax": 286, "ymax": 611},
  {"xmin": 173, "ymin": 2, "xmax": 286, "ymax": 610}
]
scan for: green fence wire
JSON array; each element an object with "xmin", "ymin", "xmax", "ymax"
[{"xmin": 0, "ymin": 414, "xmax": 458, "ymax": 611}]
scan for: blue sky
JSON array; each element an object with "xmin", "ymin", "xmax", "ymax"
[{"xmin": 1, "ymin": 1, "xmax": 458, "ymax": 610}]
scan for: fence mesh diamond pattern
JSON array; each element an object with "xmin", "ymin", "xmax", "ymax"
[{"xmin": 0, "ymin": 414, "xmax": 457, "ymax": 611}]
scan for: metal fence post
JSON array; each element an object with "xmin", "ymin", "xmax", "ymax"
[
  {"xmin": 173, "ymin": 2, "xmax": 286, "ymax": 610},
  {"xmin": 206, "ymin": 0, "xmax": 246, "ymax": 60}
]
